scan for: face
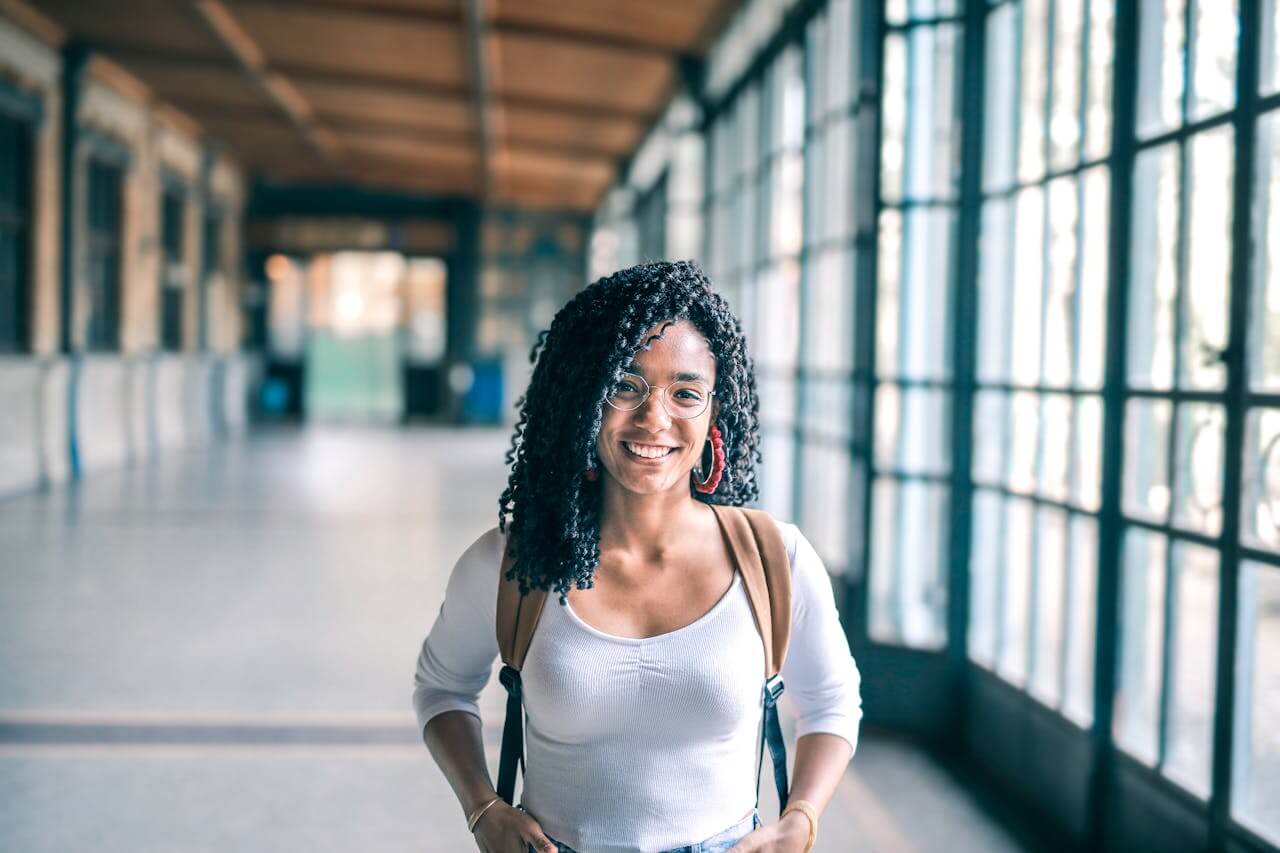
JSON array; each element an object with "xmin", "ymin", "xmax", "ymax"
[{"xmin": 594, "ymin": 319, "xmax": 719, "ymax": 497}]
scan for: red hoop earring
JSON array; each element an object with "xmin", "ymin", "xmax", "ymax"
[{"xmin": 693, "ymin": 424, "xmax": 725, "ymax": 494}]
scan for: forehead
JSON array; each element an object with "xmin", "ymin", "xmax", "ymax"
[{"xmin": 625, "ymin": 319, "xmax": 716, "ymax": 379}]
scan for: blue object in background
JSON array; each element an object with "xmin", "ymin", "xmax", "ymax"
[{"xmin": 464, "ymin": 358, "xmax": 503, "ymax": 424}]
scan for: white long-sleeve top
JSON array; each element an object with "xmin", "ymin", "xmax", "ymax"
[{"xmin": 413, "ymin": 515, "xmax": 862, "ymax": 853}]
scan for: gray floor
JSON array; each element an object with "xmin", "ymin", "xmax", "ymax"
[{"xmin": 0, "ymin": 426, "xmax": 1027, "ymax": 853}]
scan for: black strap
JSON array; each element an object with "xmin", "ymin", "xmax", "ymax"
[
  {"xmin": 756, "ymin": 674, "xmax": 790, "ymax": 812},
  {"xmin": 496, "ymin": 664, "xmax": 525, "ymax": 805}
]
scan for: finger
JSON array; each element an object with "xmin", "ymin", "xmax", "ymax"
[{"xmin": 522, "ymin": 830, "xmax": 557, "ymax": 853}]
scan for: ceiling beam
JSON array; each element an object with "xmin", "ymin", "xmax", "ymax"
[
  {"xmin": 99, "ymin": 44, "xmax": 656, "ymax": 122},
  {"xmin": 463, "ymin": 0, "xmax": 494, "ymax": 202},
  {"xmin": 184, "ymin": 0, "xmax": 339, "ymax": 163},
  {"xmin": 224, "ymin": 0, "xmax": 685, "ymax": 57}
]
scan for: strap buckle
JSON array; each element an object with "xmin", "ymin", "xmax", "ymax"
[
  {"xmin": 763, "ymin": 674, "xmax": 785, "ymax": 707},
  {"xmin": 499, "ymin": 664, "xmax": 522, "ymax": 698}
]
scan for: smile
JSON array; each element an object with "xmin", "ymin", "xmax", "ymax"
[{"xmin": 622, "ymin": 441, "xmax": 677, "ymax": 460}]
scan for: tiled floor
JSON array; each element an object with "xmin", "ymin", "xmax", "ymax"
[{"xmin": 0, "ymin": 426, "xmax": 1028, "ymax": 852}]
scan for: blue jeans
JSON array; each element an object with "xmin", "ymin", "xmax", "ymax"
[{"xmin": 523, "ymin": 807, "xmax": 762, "ymax": 853}]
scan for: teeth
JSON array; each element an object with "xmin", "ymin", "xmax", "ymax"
[{"xmin": 624, "ymin": 442, "xmax": 675, "ymax": 459}]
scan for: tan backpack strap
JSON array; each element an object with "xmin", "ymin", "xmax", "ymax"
[
  {"xmin": 710, "ymin": 503, "xmax": 790, "ymax": 678},
  {"xmin": 495, "ymin": 537, "xmax": 549, "ymax": 670},
  {"xmin": 739, "ymin": 506, "xmax": 792, "ymax": 675}
]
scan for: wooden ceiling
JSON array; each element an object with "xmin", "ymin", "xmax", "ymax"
[{"xmin": 35, "ymin": 0, "xmax": 736, "ymax": 211}]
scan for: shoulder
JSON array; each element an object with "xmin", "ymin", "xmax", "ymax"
[{"xmin": 443, "ymin": 525, "xmax": 507, "ymax": 599}]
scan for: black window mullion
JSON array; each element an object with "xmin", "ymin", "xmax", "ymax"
[
  {"xmin": 1209, "ymin": 0, "xmax": 1264, "ymax": 845},
  {"xmin": 1089, "ymin": 0, "xmax": 1140, "ymax": 844}
]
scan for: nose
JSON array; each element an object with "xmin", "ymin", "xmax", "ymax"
[{"xmin": 632, "ymin": 388, "xmax": 673, "ymax": 431}]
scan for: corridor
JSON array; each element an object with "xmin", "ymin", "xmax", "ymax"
[{"xmin": 1, "ymin": 427, "xmax": 1027, "ymax": 853}]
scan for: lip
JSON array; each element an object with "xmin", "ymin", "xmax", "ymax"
[{"xmin": 620, "ymin": 440, "xmax": 679, "ymax": 464}]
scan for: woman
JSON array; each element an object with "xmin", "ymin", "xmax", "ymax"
[{"xmin": 414, "ymin": 261, "xmax": 862, "ymax": 853}]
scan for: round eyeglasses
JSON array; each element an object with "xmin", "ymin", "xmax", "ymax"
[{"xmin": 605, "ymin": 372, "xmax": 715, "ymax": 419}]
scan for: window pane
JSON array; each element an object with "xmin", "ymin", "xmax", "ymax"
[
  {"xmin": 900, "ymin": 207, "xmax": 956, "ymax": 380},
  {"xmin": 1137, "ymin": 0, "xmax": 1187, "ymax": 136},
  {"xmin": 1009, "ymin": 390, "xmax": 1040, "ymax": 494},
  {"xmin": 1044, "ymin": 177, "xmax": 1078, "ymax": 388},
  {"xmin": 1164, "ymin": 541, "xmax": 1219, "ymax": 798},
  {"xmin": 983, "ymin": 3, "xmax": 1018, "ymax": 193},
  {"xmin": 1077, "ymin": 166, "xmax": 1110, "ymax": 388},
  {"xmin": 1072, "ymin": 394, "xmax": 1104, "ymax": 511},
  {"xmin": 999, "ymin": 497, "xmax": 1034, "ymax": 684},
  {"xmin": 1128, "ymin": 144, "xmax": 1179, "ymax": 389},
  {"xmin": 1018, "ymin": 0, "xmax": 1049, "ymax": 181},
  {"xmin": 1048, "ymin": 0, "xmax": 1084, "ymax": 170},
  {"xmin": 1065, "ymin": 515, "xmax": 1098, "ymax": 726},
  {"xmin": 1124, "ymin": 398, "xmax": 1174, "ymax": 522},
  {"xmin": 1011, "ymin": 187, "xmax": 1045, "ymax": 387},
  {"xmin": 969, "ymin": 489, "xmax": 1003, "ymax": 667},
  {"xmin": 1171, "ymin": 403, "xmax": 1225, "ymax": 536},
  {"xmin": 875, "ymin": 385, "xmax": 950, "ymax": 475},
  {"xmin": 800, "ymin": 442, "xmax": 851, "ymax": 574},
  {"xmin": 1181, "ymin": 126, "xmax": 1233, "ymax": 391},
  {"xmin": 804, "ymin": 249, "xmax": 854, "ymax": 371},
  {"xmin": 1240, "ymin": 408, "xmax": 1280, "ymax": 551},
  {"xmin": 870, "ymin": 479, "xmax": 949, "ymax": 649},
  {"xmin": 1232, "ymin": 561, "xmax": 1280, "ymax": 844},
  {"xmin": 1083, "ymin": 0, "xmax": 1115, "ymax": 160},
  {"xmin": 977, "ymin": 196, "xmax": 1014, "ymax": 382},
  {"xmin": 904, "ymin": 24, "xmax": 960, "ymax": 201},
  {"xmin": 1263, "ymin": 0, "xmax": 1280, "ymax": 94},
  {"xmin": 1031, "ymin": 506, "xmax": 1068, "ymax": 707},
  {"xmin": 881, "ymin": 34, "xmax": 908, "ymax": 203},
  {"xmin": 1250, "ymin": 112, "xmax": 1280, "ymax": 392},
  {"xmin": 1039, "ymin": 393, "xmax": 1072, "ymax": 502},
  {"xmin": 1115, "ymin": 527, "xmax": 1168, "ymax": 766},
  {"xmin": 973, "ymin": 390, "xmax": 1009, "ymax": 485},
  {"xmin": 1187, "ymin": 0, "xmax": 1237, "ymax": 122},
  {"xmin": 877, "ymin": 210, "xmax": 902, "ymax": 376},
  {"xmin": 801, "ymin": 376, "xmax": 853, "ymax": 441},
  {"xmin": 760, "ymin": 426, "xmax": 796, "ymax": 519}
]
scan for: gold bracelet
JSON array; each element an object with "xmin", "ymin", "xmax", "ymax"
[
  {"xmin": 466, "ymin": 795, "xmax": 502, "ymax": 833},
  {"xmin": 781, "ymin": 798, "xmax": 818, "ymax": 853}
]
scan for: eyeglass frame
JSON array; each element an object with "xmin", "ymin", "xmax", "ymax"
[{"xmin": 603, "ymin": 371, "xmax": 717, "ymax": 419}]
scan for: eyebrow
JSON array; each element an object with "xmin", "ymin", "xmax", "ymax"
[{"xmin": 626, "ymin": 368, "xmax": 710, "ymax": 383}]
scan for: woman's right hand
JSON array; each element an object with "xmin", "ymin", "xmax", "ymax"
[{"xmin": 472, "ymin": 801, "xmax": 558, "ymax": 853}]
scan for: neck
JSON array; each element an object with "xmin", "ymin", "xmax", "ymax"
[{"xmin": 598, "ymin": 480, "xmax": 706, "ymax": 559}]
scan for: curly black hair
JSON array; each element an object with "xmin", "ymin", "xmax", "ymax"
[{"xmin": 497, "ymin": 260, "xmax": 762, "ymax": 604}]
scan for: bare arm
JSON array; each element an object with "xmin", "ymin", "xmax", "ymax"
[
  {"xmin": 423, "ymin": 710, "xmax": 498, "ymax": 818},
  {"xmin": 424, "ymin": 710, "xmax": 557, "ymax": 853}
]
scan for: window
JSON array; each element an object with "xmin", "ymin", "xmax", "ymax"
[
  {"xmin": 0, "ymin": 108, "xmax": 32, "ymax": 353},
  {"xmin": 160, "ymin": 187, "xmax": 185, "ymax": 352},
  {"xmin": 867, "ymin": 7, "xmax": 963, "ymax": 649},
  {"xmin": 84, "ymin": 157, "xmax": 123, "ymax": 352},
  {"xmin": 795, "ymin": 0, "xmax": 860, "ymax": 575},
  {"xmin": 967, "ymin": 0, "xmax": 1112, "ymax": 726},
  {"xmin": 201, "ymin": 207, "xmax": 224, "ymax": 350},
  {"xmin": 705, "ymin": 47, "xmax": 805, "ymax": 522}
]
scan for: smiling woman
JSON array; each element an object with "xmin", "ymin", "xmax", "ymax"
[{"xmin": 414, "ymin": 260, "xmax": 862, "ymax": 853}]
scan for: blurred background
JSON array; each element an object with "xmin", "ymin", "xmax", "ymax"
[{"xmin": 0, "ymin": 0, "xmax": 1277, "ymax": 851}]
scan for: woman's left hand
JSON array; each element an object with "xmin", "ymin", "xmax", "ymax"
[{"xmin": 725, "ymin": 811, "xmax": 812, "ymax": 852}]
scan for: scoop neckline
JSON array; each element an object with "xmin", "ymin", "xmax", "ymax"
[{"xmin": 561, "ymin": 571, "xmax": 743, "ymax": 644}]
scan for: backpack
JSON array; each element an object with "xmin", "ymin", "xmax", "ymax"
[{"xmin": 494, "ymin": 502, "xmax": 795, "ymax": 814}]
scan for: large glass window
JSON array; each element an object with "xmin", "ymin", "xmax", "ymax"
[
  {"xmin": 0, "ymin": 108, "xmax": 32, "ymax": 354},
  {"xmin": 1112, "ymin": 0, "xmax": 1240, "ymax": 801},
  {"xmin": 867, "ymin": 6, "xmax": 962, "ymax": 649},
  {"xmin": 967, "ymin": 0, "xmax": 1112, "ymax": 728},
  {"xmin": 796, "ymin": 0, "xmax": 860, "ymax": 575},
  {"xmin": 706, "ymin": 47, "xmax": 805, "ymax": 521}
]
